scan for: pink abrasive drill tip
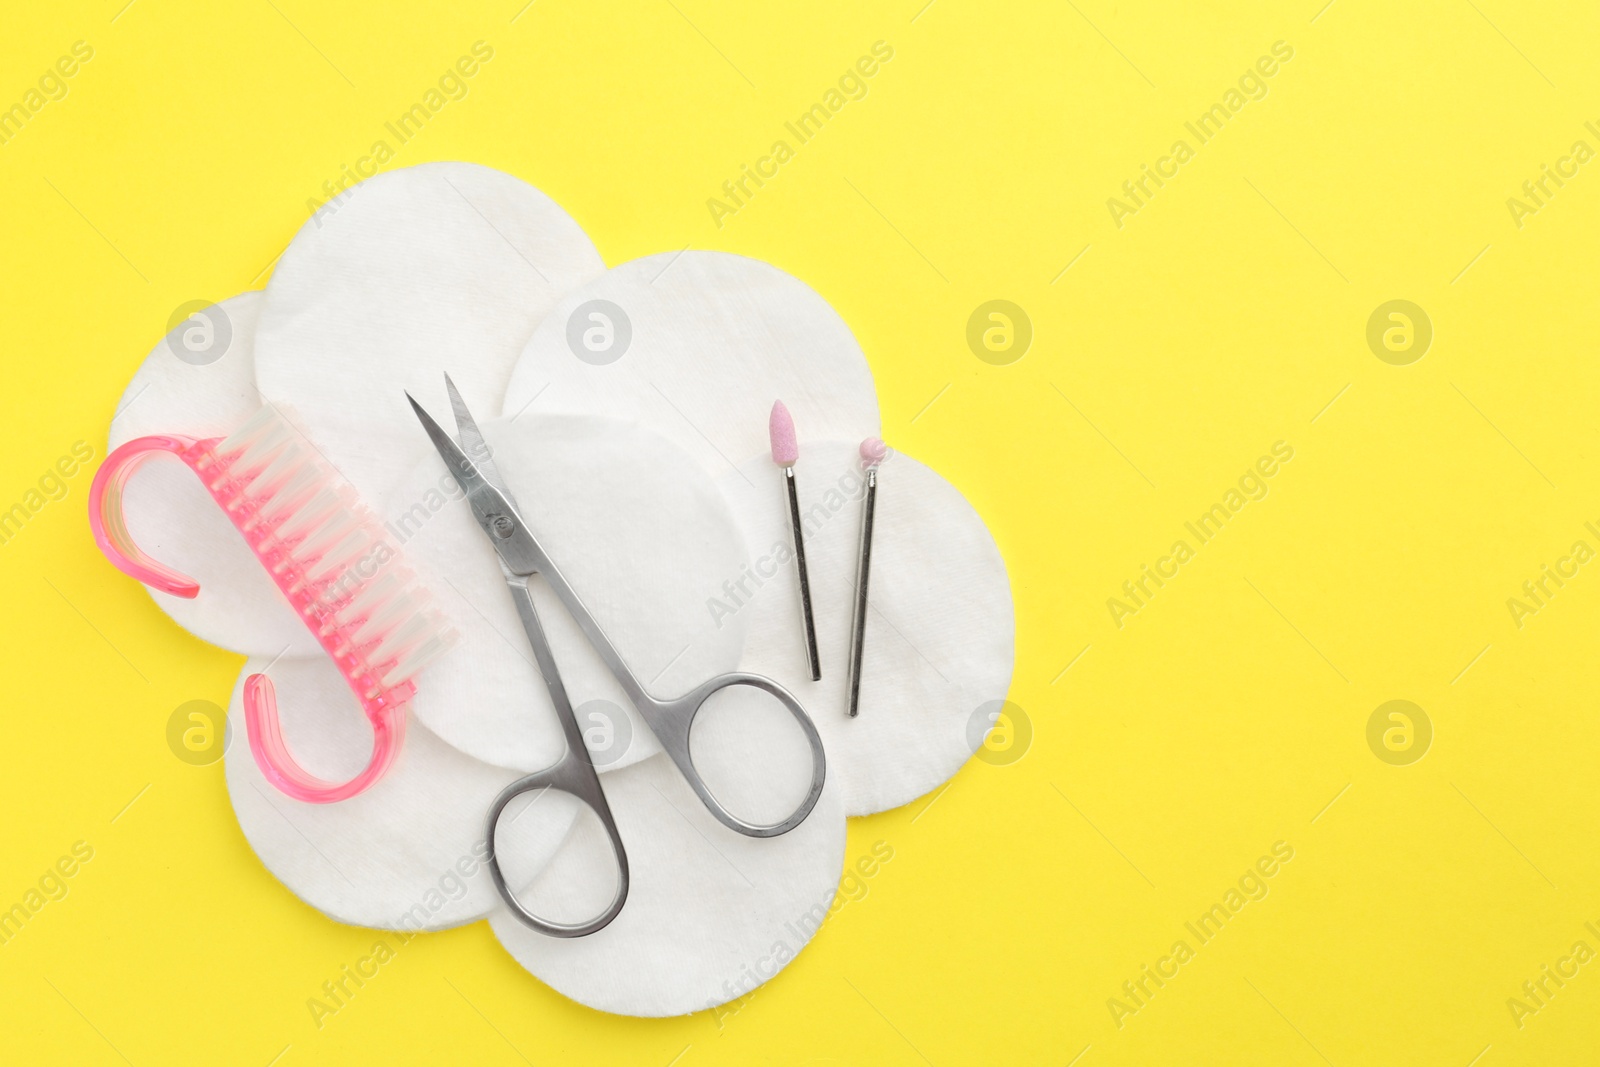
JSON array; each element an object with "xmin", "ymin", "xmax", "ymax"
[{"xmin": 769, "ymin": 400, "xmax": 799, "ymax": 467}]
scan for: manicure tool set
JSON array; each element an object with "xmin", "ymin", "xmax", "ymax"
[{"xmin": 89, "ymin": 378, "xmax": 887, "ymax": 936}]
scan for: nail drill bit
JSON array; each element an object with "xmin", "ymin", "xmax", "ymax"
[
  {"xmin": 847, "ymin": 437, "xmax": 886, "ymax": 716},
  {"xmin": 769, "ymin": 400, "xmax": 820, "ymax": 681}
]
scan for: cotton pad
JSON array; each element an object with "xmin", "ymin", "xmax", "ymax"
[
  {"xmin": 501, "ymin": 251, "xmax": 880, "ymax": 483},
  {"xmin": 488, "ymin": 751, "xmax": 846, "ymax": 1016},
  {"xmin": 109, "ymin": 292, "xmax": 264, "ymax": 445},
  {"xmin": 381, "ymin": 412, "xmax": 750, "ymax": 775},
  {"xmin": 715, "ymin": 442, "xmax": 1015, "ymax": 816},
  {"xmin": 106, "ymin": 291, "xmax": 319, "ymax": 658},
  {"xmin": 253, "ymin": 162, "xmax": 606, "ymax": 510},
  {"xmin": 224, "ymin": 656, "xmax": 579, "ymax": 930}
]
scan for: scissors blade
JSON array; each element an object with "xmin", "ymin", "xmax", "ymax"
[
  {"xmin": 444, "ymin": 372, "xmax": 515, "ymax": 506},
  {"xmin": 405, "ymin": 390, "xmax": 543, "ymax": 576}
]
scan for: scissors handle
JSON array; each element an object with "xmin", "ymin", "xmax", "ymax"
[
  {"xmin": 486, "ymin": 577, "xmax": 629, "ymax": 937},
  {"xmin": 484, "ymin": 754, "xmax": 630, "ymax": 939},
  {"xmin": 504, "ymin": 503, "xmax": 828, "ymax": 837},
  {"xmin": 640, "ymin": 674, "xmax": 827, "ymax": 838}
]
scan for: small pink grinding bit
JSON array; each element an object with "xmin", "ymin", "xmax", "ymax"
[
  {"xmin": 859, "ymin": 436, "xmax": 888, "ymax": 470},
  {"xmin": 769, "ymin": 400, "xmax": 799, "ymax": 467}
]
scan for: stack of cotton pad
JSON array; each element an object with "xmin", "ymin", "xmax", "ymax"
[{"xmin": 96, "ymin": 162, "xmax": 1014, "ymax": 1016}]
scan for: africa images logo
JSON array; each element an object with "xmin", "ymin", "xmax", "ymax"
[{"xmin": 1105, "ymin": 41, "xmax": 1295, "ymax": 230}]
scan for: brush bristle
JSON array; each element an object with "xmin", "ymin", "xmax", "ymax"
[
  {"xmin": 210, "ymin": 406, "xmax": 454, "ymax": 696},
  {"xmin": 769, "ymin": 400, "xmax": 798, "ymax": 467}
]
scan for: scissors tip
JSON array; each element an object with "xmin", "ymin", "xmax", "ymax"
[
  {"xmin": 443, "ymin": 374, "xmax": 474, "ymax": 426},
  {"xmin": 404, "ymin": 392, "xmax": 449, "ymax": 442}
]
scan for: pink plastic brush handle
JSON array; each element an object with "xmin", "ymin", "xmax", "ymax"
[
  {"xmin": 89, "ymin": 433, "xmax": 407, "ymax": 805},
  {"xmin": 89, "ymin": 435, "xmax": 207, "ymax": 598},
  {"xmin": 244, "ymin": 675, "xmax": 405, "ymax": 803}
]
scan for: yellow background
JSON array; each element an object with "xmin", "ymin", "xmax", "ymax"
[{"xmin": 3, "ymin": 0, "xmax": 1598, "ymax": 1062}]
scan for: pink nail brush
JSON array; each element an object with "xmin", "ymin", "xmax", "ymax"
[{"xmin": 89, "ymin": 405, "xmax": 454, "ymax": 802}]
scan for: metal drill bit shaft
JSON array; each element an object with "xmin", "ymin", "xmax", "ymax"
[
  {"xmin": 847, "ymin": 467, "xmax": 877, "ymax": 716},
  {"xmin": 784, "ymin": 467, "xmax": 822, "ymax": 681}
]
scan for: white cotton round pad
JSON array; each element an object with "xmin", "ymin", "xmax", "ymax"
[
  {"xmin": 381, "ymin": 412, "xmax": 750, "ymax": 775},
  {"xmin": 715, "ymin": 442, "xmax": 1015, "ymax": 816},
  {"xmin": 487, "ymin": 752, "xmax": 846, "ymax": 1016},
  {"xmin": 253, "ymin": 162, "xmax": 605, "ymax": 509},
  {"xmin": 224, "ymin": 656, "xmax": 579, "ymax": 931},
  {"xmin": 501, "ymin": 251, "xmax": 880, "ymax": 482},
  {"xmin": 107, "ymin": 291, "xmax": 318, "ymax": 658},
  {"xmin": 110, "ymin": 292, "xmax": 264, "ymax": 443}
]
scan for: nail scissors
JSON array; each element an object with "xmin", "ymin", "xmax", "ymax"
[{"xmin": 407, "ymin": 376, "xmax": 827, "ymax": 937}]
